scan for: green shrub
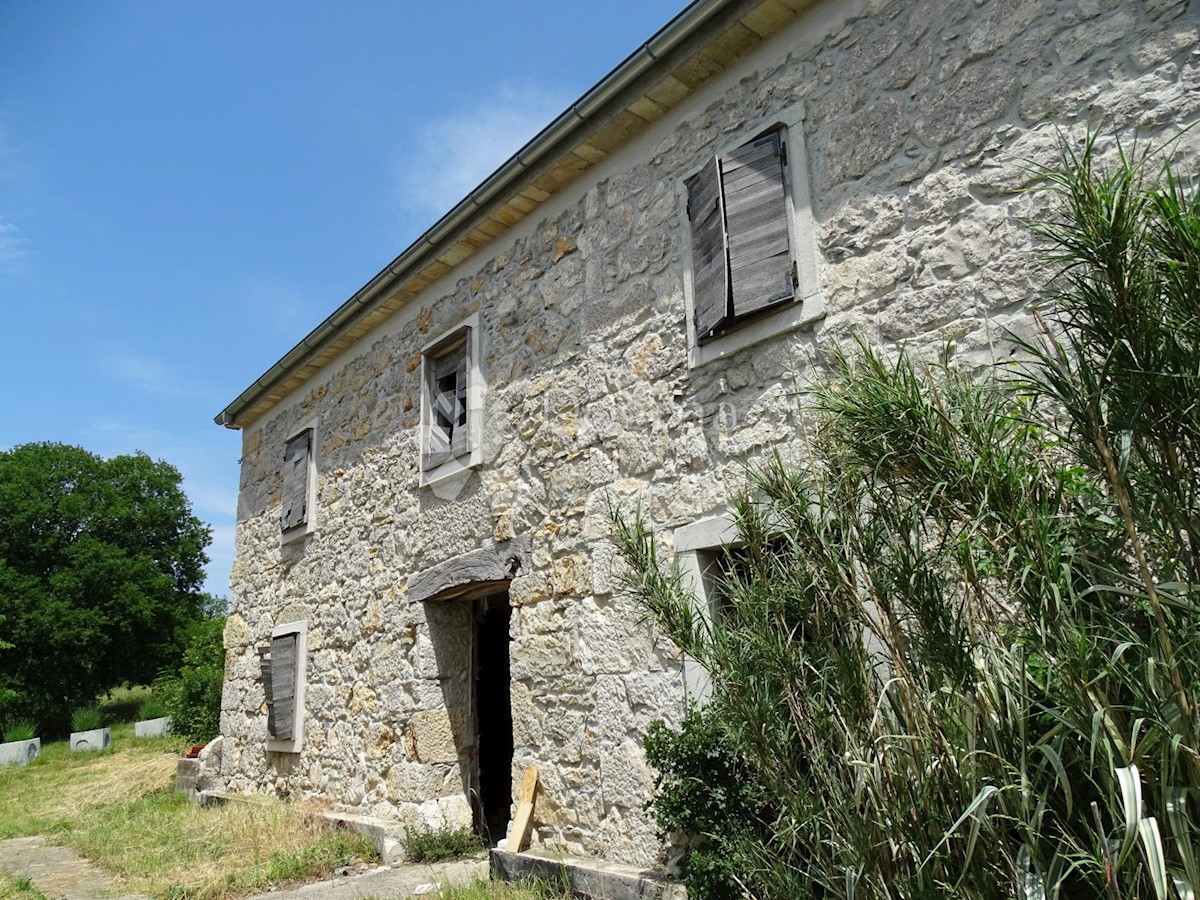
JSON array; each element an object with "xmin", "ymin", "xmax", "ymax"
[
  {"xmin": 70, "ymin": 707, "xmax": 103, "ymax": 732},
  {"xmin": 137, "ymin": 697, "xmax": 169, "ymax": 721},
  {"xmin": 643, "ymin": 708, "xmax": 774, "ymax": 899},
  {"xmin": 401, "ymin": 825, "xmax": 485, "ymax": 862},
  {"xmin": 153, "ymin": 616, "xmax": 225, "ymax": 743},
  {"xmin": 3, "ymin": 721, "xmax": 35, "ymax": 742}
]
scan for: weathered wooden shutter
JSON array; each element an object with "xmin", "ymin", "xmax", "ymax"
[
  {"xmin": 269, "ymin": 634, "xmax": 297, "ymax": 741},
  {"xmin": 687, "ymin": 156, "xmax": 730, "ymax": 342},
  {"xmin": 258, "ymin": 647, "xmax": 276, "ymax": 738},
  {"xmin": 450, "ymin": 350, "xmax": 469, "ymax": 459},
  {"xmin": 281, "ymin": 431, "xmax": 311, "ymax": 531},
  {"xmin": 426, "ymin": 349, "xmax": 458, "ymax": 469},
  {"xmin": 720, "ymin": 129, "xmax": 793, "ymax": 317}
]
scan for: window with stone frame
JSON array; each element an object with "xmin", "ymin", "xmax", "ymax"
[
  {"xmin": 280, "ymin": 429, "xmax": 313, "ymax": 534},
  {"xmin": 697, "ymin": 536, "xmax": 790, "ymax": 624},
  {"xmin": 422, "ymin": 325, "xmax": 472, "ymax": 473},
  {"xmin": 260, "ymin": 621, "xmax": 306, "ymax": 753},
  {"xmin": 687, "ymin": 125, "xmax": 797, "ymax": 345}
]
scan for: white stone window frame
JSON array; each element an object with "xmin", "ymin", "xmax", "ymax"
[
  {"xmin": 281, "ymin": 418, "xmax": 319, "ymax": 546},
  {"xmin": 266, "ymin": 619, "xmax": 307, "ymax": 754},
  {"xmin": 419, "ymin": 312, "xmax": 485, "ymax": 489},
  {"xmin": 680, "ymin": 102, "xmax": 825, "ymax": 370},
  {"xmin": 672, "ymin": 513, "xmax": 741, "ymax": 705}
]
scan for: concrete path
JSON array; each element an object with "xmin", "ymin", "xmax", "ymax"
[
  {"xmin": 0, "ymin": 833, "xmax": 487, "ymax": 900},
  {"xmin": 245, "ymin": 857, "xmax": 489, "ymax": 899},
  {"xmin": 0, "ymin": 835, "xmax": 148, "ymax": 900}
]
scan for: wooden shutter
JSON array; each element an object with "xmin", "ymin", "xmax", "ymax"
[
  {"xmin": 281, "ymin": 431, "xmax": 311, "ymax": 531},
  {"xmin": 426, "ymin": 349, "xmax": 458, "ymax": 469},
  {"xmin": 687, "ymin": 156, "xmax": 730, "ymax": 342},
  {"xmin": 720, "ymin": 130, "xmax": 793, "ymax": 318},
  {"xmin": 258, "ymin": 647, "xmax": 277, "ymax": 738},
  {"xmin": 450, "ymin": 351, "xmax": 469, "ymax": 459},
  {"xmin": 270, "ymin": 634, "xmax": 296, "ymax": 741}
]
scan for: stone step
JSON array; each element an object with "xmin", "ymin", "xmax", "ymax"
[{"xmin": 491, "ymin": 848, "xmax": 686, "ymax": 900}]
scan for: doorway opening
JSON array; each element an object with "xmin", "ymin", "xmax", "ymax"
[{"xmin": 474, "ymin": 593, "xmax": 513, "ymax": 844}]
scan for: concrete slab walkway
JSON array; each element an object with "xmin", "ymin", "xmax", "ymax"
[
  {"xmin": 0, "ymin": 835, "xmax": 148, "ymax": 900},
  {"xmin": 244, "ymin": 857, "xmax": 488, "ymax": 899}
]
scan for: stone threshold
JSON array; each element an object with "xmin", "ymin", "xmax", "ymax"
[{"xmin": 491, "ymin": 848, "xmax": 686, "ymax": 900}]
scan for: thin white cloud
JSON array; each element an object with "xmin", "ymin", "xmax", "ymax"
[
  {"xmin": 95, "ymin": 350, "xmax": 222, "ymax": 405},
  {"xmin": 233, "ymin": 277, "xmax": 326, "ymax": 344},
  {"xmin": 397, "ymin": 83, "xmax": 571, "ymax": 220},
  {"xmin": 0, "ymin": 221, "xmax": 27, "ymax": 272},
  {"xmin": 98, "ymin": 352, "xmax": 180, "ymax": 396},
  {"xmin": 0, "ymin": 125, "xmax": 28, "ymax": 273}
]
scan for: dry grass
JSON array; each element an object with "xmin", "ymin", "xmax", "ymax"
[{"xmin": 0, "ymin": 722, "xmax": 374, "ymax": 899}]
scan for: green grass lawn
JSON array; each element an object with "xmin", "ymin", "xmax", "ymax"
[
  {"xmin": 0, "ymin": 700, "xmax": 553, "ymax": 900},
  {"xmin": 0, "ymin": 713, "xmax": 374, "ymax": 899},
  {"xmin": 0, "ymin": 873, "xmax": 45, "ymax": 900}
]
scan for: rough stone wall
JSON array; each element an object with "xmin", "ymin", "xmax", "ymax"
[{"xmin": 219, "ymin": 0, "xmax": 1200, "ymax": 867}]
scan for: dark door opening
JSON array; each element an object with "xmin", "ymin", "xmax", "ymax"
[{"xmin": 474, "ymin": 594, "xmax": 513, "ymax": 844}]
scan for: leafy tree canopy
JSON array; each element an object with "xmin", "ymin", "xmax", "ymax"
[{"xmin": 0, "ymin": 442, "xmax": 213, "ymax": 729}]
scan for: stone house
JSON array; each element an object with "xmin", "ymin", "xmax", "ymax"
[{"xmin": 213, "ymin": 0, "xmax": 1200, "ymax": 867}]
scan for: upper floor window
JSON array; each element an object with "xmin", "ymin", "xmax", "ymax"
[
  {"xmin": 281, "ymin": 428, "xmax": 313, "ymax": 535},
  {"xmin": 420, "ymin": 313, "xmax": 484, "ymax": 487},
  {"xmin": 426, "ymin": 335, "xmax": 469, "ymax": 469},
  {"xmin": 682, "ymin": 104, "xmax": 824, "ymax": 368},
  {"xmin": 688, "ymin": 127, "xmax": 795, "ymax": 343}
]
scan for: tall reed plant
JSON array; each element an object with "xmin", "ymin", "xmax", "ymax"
[{"xmin": 614, "ymin": 133, "xmax": 1200, "ymax": 899}]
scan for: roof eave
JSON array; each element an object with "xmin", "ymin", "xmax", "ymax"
[{"xmin": 215, "ymin": 0, "xmax": 805, "ymax": 429}]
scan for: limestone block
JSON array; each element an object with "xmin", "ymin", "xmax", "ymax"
[
  {"xmin": 825, "ymin": 246, "xmax": 912, "ymax": 308},
  {"xmin": 820, "ymin": 192, "xmax": 905, "ymax": 260},
  {"xmin": 578, "ymin": 204, "xmax": 633, "ymax": 254},
  {"xmin": 963, "ymin": 0, "xmax": 1051, "ymax": 62},
  {"xmin": 599, "ymin": 738, "xmax": 653, "ymax": 810},
  {"xmin": 595, "ymin": 805, "xmax": 662, "ymax": 867},
  {"xmin": 510, "ymin": 632, "xmax": 577, "ymax": 680},
  {"xmin": 386, "ymin": 761, "xmax": 457, "ymax": 803},
  {"xmin": 223, "ymin": 613, "xmax": 249, "ymax": 650},
  {"xmin": 591, "ymin": 676, "xmax": 634, "ymax": 743},
  {"xmin": 907, "ymin": 168, "xmax": 971, "ymax": 226},
  {"xmin": 577, "ymin": 598, "xmax": 660, "ymax": 677},
  {"xmin": 408, "ymin": 710, "xmax": 460, "ymax": 764},
  {"xmin": 624, "ymin": 670, "xmax": 684, "ymax": 725},
  {"xmin": 438, "ymin": 793, "xmax": 473, "ymax": 830},
  {"xmin": 550, "ymin": 554, "xmax": 591, "ymax": 598},
  {"xmin": 1055, "ymin": 10, "xmax": 1138, "ymax": 66},
  {"xmin": 820, "ymin": 98, "xmax": 909, "ymax": 188},
  {"xmin": 348, "ymin": 682, "xmax": 379, "ymax": 714},
  {"xmin": 365, "ymin": 724, "xmax": 395, "ymax": 761},
  {"xmin": 914, "ymin": 62, "xmax": 1017, "ymax": 147},
  {"xmin": 416, "ymin": 798, "xmax": 447, "ymax": 831},
  {"xmin": 1107, "ymin": 62, "xmax": 1200, "ymax": 130}
]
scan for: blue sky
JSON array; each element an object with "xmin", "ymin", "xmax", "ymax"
[{"xmin": 0, "ymin": 0, "xmax": 681, "ymax": 596}]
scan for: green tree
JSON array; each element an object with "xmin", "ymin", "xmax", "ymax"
[
  {"xmin": 154, "ymin": 614, "xmax": 226, "ymax": 743},
  {"xmin": 0, "ymin": 443, "xmax": 212, "ymax": 729}
]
